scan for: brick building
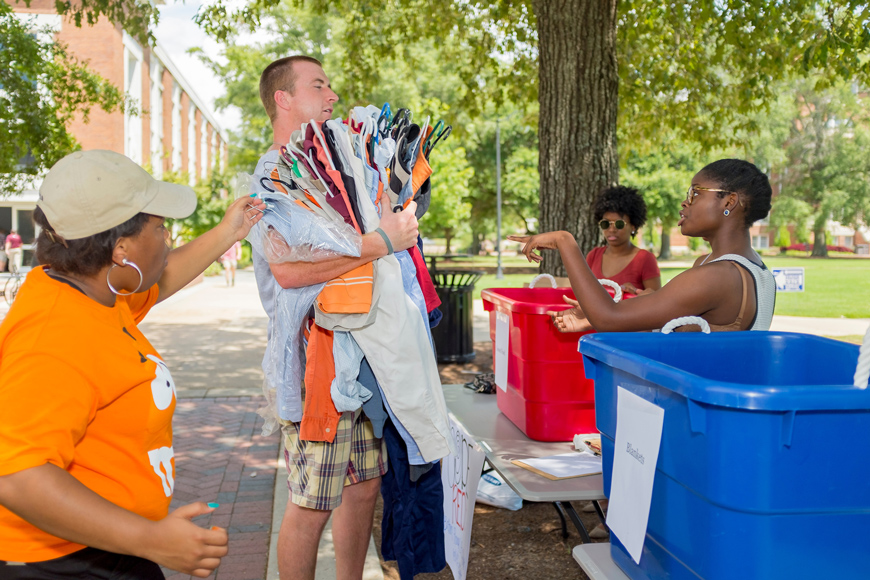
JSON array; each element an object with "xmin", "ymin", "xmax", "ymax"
[{"xmin": 1, "ymin": 2, "xmax": 229, "ymax": 266}]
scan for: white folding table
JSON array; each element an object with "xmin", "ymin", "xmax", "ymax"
[
  {"xmin": 442, "ymin": 383, "xmax": 608, "ymax": 542},
  {"xmin": 572, "ymin": 543, "xmax": 630, "ymax": 579}
]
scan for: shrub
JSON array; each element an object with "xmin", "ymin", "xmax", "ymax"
[{"xmin": 782, "ymin": 243, "xmax": 854, "ymax": 253}]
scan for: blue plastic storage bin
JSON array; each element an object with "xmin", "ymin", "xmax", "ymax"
[{"xmin": 579, "ymin": 332, "xmax": 870, "ymax": 580}]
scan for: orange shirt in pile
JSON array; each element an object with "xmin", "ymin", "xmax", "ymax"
[{"xmin": 0, "ymin": 267, "xmax": 176, "ymax": 563}]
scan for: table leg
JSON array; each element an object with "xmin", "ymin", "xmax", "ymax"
[
  {"xmin": 592, "ymin": 500, "xmax": 609, "ymax": 531},
  {"xmin": 551, "ymin": 503, "xmax": 569, "ymax": 539},
  {"xmin": 555, "ymin": 501, "xmax": 592, "ymax": 544}
]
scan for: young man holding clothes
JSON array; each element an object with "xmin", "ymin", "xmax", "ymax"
[{"xmin": 254, "ymin": 56, "xmax": 419, "ymax": 580}]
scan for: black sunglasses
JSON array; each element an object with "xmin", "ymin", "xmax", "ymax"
[{"xmin": 598, "ymin": 219, "xmax": 626, "ymax": 230}]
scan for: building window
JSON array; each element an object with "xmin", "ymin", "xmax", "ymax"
[
  {"xmin": 123, "ymin": 34, "xmax": 143, "ymax": 164},
  {"xmin": 751, "ymin": 235, "xmax": 769, "ymax": 249},
  {"xmin": 187, "ymin": 105, "xmax": 196, "ymax": 185},
  {"xmin": 149, "ymin": 60, "xmax": 163, "ymax": 178},
  {"xmin": 844, "ymin": 236, "xmax": 854, "ymax": 247},
  {"xmin": 171, "ymin": 83, "xmax": 182, "ymax": 172}
]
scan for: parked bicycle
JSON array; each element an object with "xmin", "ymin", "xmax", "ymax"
[{"xmin": 4, "ymin": 268, "xmax": 22, "ymax": 305}]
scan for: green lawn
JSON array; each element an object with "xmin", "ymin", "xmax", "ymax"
[
  {"xmin": 471, "ymin": 256, "xmax": 870, "ymax": 319},
  {"xmin": 473, "ymin": 273, "xmax": 531, "ymax": 300},
  {"xmin": 761, "ymin": 256, "xmax": 870, "ymax": 318},
  {"xmin": 431, "ymin": 254, "xmax": 535, "ymax": 268}
]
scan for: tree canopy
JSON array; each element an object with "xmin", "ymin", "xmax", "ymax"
[
  {"xmin": 193, "ymin": 0, "xmax": 870, "ymax": 272},
  {"xmin": 764, "ymin": 79, "xmax": 870, "ymax": 256}
]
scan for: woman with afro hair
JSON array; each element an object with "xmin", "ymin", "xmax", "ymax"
[
  {"xmin": 587, "ymin": 185, "xmax": 661, "ymax": 295},
  {"xmin": 541, "ymin": 186, "xmax": 661, "ymax": 333},
  {"xmin": 509, "ymin": 159, "xmax": 776, "ymax": 334}
]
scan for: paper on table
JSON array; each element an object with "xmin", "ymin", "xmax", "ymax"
[
  {"xmin": 512, "ymin": 451, "xmax": 602, "ymax": 480},
  {"xmin": 494, "ymin": 311, "xmax": 509, "ymax": 391},
  {"xmin": 606, "ymin": 387, "xmax": 665, "ymax": 565}
]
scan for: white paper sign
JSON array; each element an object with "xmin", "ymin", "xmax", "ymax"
[
  {"xmin": 442, "ymin": 417, "xmax": 486, "ymax": 580},
  {"xmin": 494, "ymin": 311, "xmax": 509, "ymax": 391},
  {"xmin": 606, "ymin": 387, "xmax": 665, "ymax": 565}
]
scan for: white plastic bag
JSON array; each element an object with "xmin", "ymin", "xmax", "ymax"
[{"xmin": 475, "ymin": 471, "xmax": 523, "ymax": 511}]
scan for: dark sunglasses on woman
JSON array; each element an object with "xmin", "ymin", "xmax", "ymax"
[{"xmin": 598, "ymin": 219, "xmax": 625, "ymax": 230}]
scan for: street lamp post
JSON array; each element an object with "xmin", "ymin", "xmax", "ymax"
[{"xmin": 495, "ymin": 117, "xmax": 503, "ymax": 279}]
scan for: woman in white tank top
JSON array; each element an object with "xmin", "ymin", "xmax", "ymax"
[{"xmin": 509, "ymin": 159, "xmax": 776, "ymax": 332}]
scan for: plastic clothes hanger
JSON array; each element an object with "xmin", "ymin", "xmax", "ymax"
[
  {"xmin": 259, "ymin": 176, "xmax": 296, "ymax": 193},
  {"xmin": 425, "ymin": 125, "xmax": 452, "ymax": 157},
  {"xmin": 389, "ymin": 108, "xmax": 412, "ymax": 137},
  {"xmin": 421, "ymin": 120, "xmax": 443, "ymax": 154},
  {"xmin": 309, "ymin": 119, "xmax": 337, "ymax": 171}
]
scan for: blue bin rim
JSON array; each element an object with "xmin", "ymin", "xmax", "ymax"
[{"xmin": 578, "ymin": 331, "xmax": 870, "ymax": 411}]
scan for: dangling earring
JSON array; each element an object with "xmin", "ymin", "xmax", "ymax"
[
  {"xmin": 724, "ymin": 209, "xmax": 731, "ymax": 217},
  {"xmin": 106, "ymin": 259, "xmax": 144, "ymax": 296},
  {"xmin": 631, "ymin": 230, "xmax": 637, "ymax": 236}
]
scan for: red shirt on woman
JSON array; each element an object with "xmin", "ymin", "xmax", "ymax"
[{"xmin": 586, "ymin": 246, "xmax": 660, "ymax": 290}]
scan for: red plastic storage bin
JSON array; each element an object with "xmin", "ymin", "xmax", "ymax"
[{"xmin": 482, "ymin": 287, "xmax": 600, "ymax": 441}]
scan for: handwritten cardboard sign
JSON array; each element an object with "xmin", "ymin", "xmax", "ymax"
[{"xmin": 442, "ymin": 417, "xmax": 486, "ymax": 580}]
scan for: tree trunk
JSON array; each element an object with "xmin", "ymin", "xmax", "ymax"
[
  {"xmin": 534, "ymin": 0, "xmax": 619, "ymax": 276},
  {"xmin": 658, "ymin": 230, "xmax": 672, "ymax": 261},
  {"xmin": 470, "ymin": 231, "xmax": 482, "ymax": 255},
  {"xmin": 444, "ymin": 229, "xmax": 453, "ymax": 255},
  {"xmin": 811, "ymin": 228, "xmax": 828, "ymax": 257}
]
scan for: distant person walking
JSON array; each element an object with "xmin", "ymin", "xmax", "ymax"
[
  {"xmin": 0, "ymin": 230, "xmax": 7, "ymax": 273},
  {"xmin": 5, "ymin": 230, "xmax": 22, "ymax": 274},
  {"xmin": 221, "ymin": 240, "xmax": 242, "ymax": 286}
]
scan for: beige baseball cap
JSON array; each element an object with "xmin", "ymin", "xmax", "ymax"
[{"xmin": 38, "ymin": 150, "xmax": 197, "ymax": 240}]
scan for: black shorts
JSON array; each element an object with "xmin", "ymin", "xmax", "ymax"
[{"xmin": 0, "ymin": 547, "xmax": 163, "ymax": 579}]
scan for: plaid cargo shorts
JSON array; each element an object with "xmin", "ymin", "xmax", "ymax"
[{"xmin": 281, "ymin": 408, "xmax": 387, "ymax": 511}]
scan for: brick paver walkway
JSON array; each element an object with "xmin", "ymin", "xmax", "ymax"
[{"xmin": 163, "ymin": 397, "xmax": 280, "ymax": 580}]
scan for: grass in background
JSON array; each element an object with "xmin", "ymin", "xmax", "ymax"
[
  {"xmin": 763, "ymin": 257, "xmax": 870, "ymax": 318},
  {"xmin": 469, "ymin": 255, "xmax": 870, "ymax": 319},
  {"xmin": 473, "ymin": 273, "xmax": 531, "ymax": 300}
]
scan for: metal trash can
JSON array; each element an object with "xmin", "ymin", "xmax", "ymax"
[{"xmin": 430, "ymin": 269, "xmax": 484, "ymax": 363}]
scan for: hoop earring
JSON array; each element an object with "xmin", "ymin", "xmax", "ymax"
[
  {"xmin": 107, "ymin": 259, "xmax": 143, "ymax": 296},
  {"xmin": 724, "ymin": 209, "xmax": 731, "ymax": 217}
]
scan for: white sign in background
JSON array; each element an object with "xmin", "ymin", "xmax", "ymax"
[
  {"xmin": 442, "ymin": 417, "xmax": 486, "ymax": 580},
  {"xmin": 772, "ymin": 267, "xmax": 805, "ymax": 292},
  {"xmin": 606, "ymin": 387, "xmax": 665, "ymax": 565},
  {"xmin": 494, "ymin": 311, "xmax": 509, "ymax": 391}
]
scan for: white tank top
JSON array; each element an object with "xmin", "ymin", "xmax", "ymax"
[{"xmin": 709, "ymin": 254, "xmax": 777, "ymax": 330}]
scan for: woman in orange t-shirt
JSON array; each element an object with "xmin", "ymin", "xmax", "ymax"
[{"xmin": 0, "ymin": 151, "xmax": 264, "ymax": 579}]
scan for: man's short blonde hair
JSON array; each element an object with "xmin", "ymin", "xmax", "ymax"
[{"xmin": 259, "ymin": 55, "xmax": 324, "ymax": 122}]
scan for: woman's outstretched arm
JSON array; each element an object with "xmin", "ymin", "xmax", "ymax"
[{"xmin": 509, "ymin": 232, "xmax": 743, "ymax": 331}]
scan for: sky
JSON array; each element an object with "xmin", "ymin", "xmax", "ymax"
[{"xmin": 153, "ymin": 1, "xmax": 242, "ymax": 134}]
